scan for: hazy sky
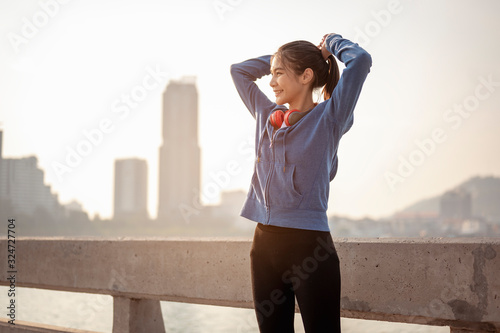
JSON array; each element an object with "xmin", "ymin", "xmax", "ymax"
[{"xmin": 1, "ymin": 0, "xmax": 499, "ymax": 220}]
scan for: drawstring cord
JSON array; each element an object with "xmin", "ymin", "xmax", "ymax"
[{"xmin": 282, "ymin": 131, "xmax": 287, "ymax": 172}]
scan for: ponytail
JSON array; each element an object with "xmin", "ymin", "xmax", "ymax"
[{"xmin": 322, "ymin": 54, "xmax": 340, "ymax": 100}]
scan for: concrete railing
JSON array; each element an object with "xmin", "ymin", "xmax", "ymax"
[{"xmin": 0, "ymin": 237, "xmax": 499, "ymax": 332}]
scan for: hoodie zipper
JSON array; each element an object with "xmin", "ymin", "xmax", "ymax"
[
  {"xmin": 264, "ymin": 125, "xmax": 290, "ymax": 223},
  {"xmin": 264, "ymin": 127, "xmax": 282, "ymax": 223}
]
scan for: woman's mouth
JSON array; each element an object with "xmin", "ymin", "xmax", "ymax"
[{"xmin": 274, "ymin": 90, "xmax": 283, "ymax": 97}]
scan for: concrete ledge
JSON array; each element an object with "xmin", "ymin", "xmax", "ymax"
[
  {"xmin": 0, "ymin": 237, "xmax": 499, "ymax": 331},
  {"xmin": 0, "ymin": 318, "xmax": 99, "ymax": 333},
  {"xmin": 336, "ymin": 238, "xmax": 500, "ymax": 331}
]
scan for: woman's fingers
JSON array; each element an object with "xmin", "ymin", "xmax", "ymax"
[
  {"xmin": 318, "ymin": 34, "xmax": 328, "ymax": 49},
  {"xmin": 319, "ymin": 34, "xmax": 336, "ymax": 59}
]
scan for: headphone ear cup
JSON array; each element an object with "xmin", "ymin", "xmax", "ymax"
[
  {"xmin": 284, "ymin": 109, "xmax": 301, "ymax": 126},
  {"xmin": 269, "ymin": 110, "xmax": 285, "ymax": 129}
]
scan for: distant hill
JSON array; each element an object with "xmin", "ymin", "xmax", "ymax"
[{"xmin": 395, "ymin": 175, "xmax": 500, "ymax": 222}]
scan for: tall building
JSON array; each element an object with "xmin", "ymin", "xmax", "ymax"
[
  {"xmin": 113, "ymin": 158, "xmax": 148, "ymax": 221},
  {"xmin": 157, "ymin": 77, "xmax": 201, "ymax": 223},
  {"xmin": 0, "ymin": 130, "xmax": 60, "ymax": 216}
]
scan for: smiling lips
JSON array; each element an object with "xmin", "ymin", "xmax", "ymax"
[{"xmin": 274, "ymin": 90, "xmax": 283, "ymax": 97}]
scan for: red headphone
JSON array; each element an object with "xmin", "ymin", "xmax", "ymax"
[
  {"xmin": 269, "ymin": 103, "xmax": 317, "ymax": 129},
  {"xmin": 269, "ymin": 109, "xmax": 302, "ymax": 129}
]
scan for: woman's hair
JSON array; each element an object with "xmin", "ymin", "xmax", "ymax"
[{"xmin": 272, "ymin": 40, "xmax": 340, "ymax": 100}]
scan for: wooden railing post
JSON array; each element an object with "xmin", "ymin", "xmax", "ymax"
[{"xmin": 112, "ymin": 296, "xmax": 165, "ymax": 333}]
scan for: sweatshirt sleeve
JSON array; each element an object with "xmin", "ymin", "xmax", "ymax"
[
  {"xmin": 230, "ymin": 55, "xmax": 276, "ymax": 119},
  {"xmin": 324, "ymin": 34, "xmax": 372, "ymax": 134}
]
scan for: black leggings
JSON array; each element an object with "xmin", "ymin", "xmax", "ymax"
[{"xmin": 250, "ymin": 223, "xmax": 341, "ymax": 333}]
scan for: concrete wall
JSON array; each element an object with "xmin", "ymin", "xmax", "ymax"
[{"xmin": 0, "ymin": 237, "xmax": 499, "ymax": 331}]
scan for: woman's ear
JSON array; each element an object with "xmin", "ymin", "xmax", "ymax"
[{"xmin": 301, "ymin": 68, "xmax": 314, "ymax": 86}]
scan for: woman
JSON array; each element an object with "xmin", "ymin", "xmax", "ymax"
[{"xmin": 230, "ymin": 33, "xmax": 372, "ymax": 332}]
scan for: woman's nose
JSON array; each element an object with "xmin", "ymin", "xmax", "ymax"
[{"xmin": 269, "ymin": 76, "xmax": 276, "ymax": 87}]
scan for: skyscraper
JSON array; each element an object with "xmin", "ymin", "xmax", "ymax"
[
  {"xmin": 157, "ymin": 77, "xmax": 201, "ymax": 224},
  {"xmin": 113, "ymin": 158, "xmax": 148, "ymax": 221}
]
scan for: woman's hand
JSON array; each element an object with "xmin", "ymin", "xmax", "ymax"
[{"xmin": 318, "ymin": 33, "xmax": 334, "ymax": 60}]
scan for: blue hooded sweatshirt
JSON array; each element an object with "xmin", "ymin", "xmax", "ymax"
[{"xmin": 230, "ymin": 34, "xmax": 372, "ymax": 232}]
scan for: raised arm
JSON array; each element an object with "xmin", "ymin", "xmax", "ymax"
[
  {"xmin": 230, "ymin": 55, "xmax": 276, "ymax": 119},
  {"xmin": 320, "ymin": 34, "xmax": 372, "ymax": 134}
]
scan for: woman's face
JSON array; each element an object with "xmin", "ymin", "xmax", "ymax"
[{"xmin": 270, "ymin": 57, "xmax": 304, "ymax": 106}]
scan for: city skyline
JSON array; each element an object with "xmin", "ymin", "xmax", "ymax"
[
  {"xmin": 2, "ymin": 124, "xmax": 498, "ymax": 238},
  {"xmin": 1, "ymin": 0, "xmax": 499, "ymax": 220}
]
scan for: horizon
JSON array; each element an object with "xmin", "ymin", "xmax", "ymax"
[{"xmin": 1, "ymin": 0, "xmax": 499, "ymax": 221}]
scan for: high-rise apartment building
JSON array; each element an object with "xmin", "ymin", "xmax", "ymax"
[
  {"xmin": 0, "ymin": 130, "xmax": 60, "ymax": 216},
  {"xmin": 113, "ymin": 158, "xmax": 148, "ymax": 220},
  {"xmin": 157, "ymin": 77, "xmax": 201, "ymax": 223}
]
